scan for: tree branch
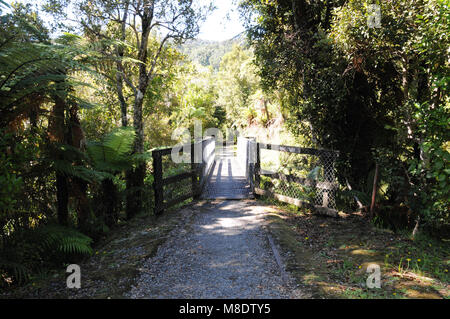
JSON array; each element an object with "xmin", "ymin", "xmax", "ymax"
[{"xmin": 147, "ymin": 34, "xmax": 170, "ymax": 80}]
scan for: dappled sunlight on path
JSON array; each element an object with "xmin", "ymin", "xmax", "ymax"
[{"xmin": 127, "ymin": 200, "xmax": 304, "ymax": 299}]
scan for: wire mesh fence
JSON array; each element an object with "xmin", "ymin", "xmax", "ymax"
[
  {"xmin": 313, "ymin": 151, "xmax": 338, "ymax": 209},
  {"xmin": 243, "ymin": 140, "xmax": 338, "ymax": 210}
]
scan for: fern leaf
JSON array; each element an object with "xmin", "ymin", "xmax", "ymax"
[{"xmin": 86, "ymin": 127, "xmax": 135, "ymax": 172}]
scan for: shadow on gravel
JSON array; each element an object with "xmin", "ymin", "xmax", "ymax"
[{"xmin": 128, "ymin": 200, "xmax": 303, "ymax": 299}]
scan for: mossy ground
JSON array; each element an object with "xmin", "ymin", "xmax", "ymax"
[
  {"xmin": 261, "ymin": 198, "xmax": 450, "ymax": 299},
  {"xmin": 0, "ymin": 202, "xmax": 197, "ymax": 299}
]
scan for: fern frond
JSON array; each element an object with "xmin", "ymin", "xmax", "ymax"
[
  {"xmin": 103, "ymin": 126, "xmax": 135, "ymax": 160},
  {"xmin": 86, "ymin": 127, "xmax": 135, "ymax": 172},
  {"xmin": 35, "ymin": 225, "xmax": 93, "ymax": 256},
  {"xmin": 0, "ymin": 260, "xmax": 31, "ymax": 284},
  {"xmin": 131, "ymin": 150, "xmax": 153, "ymax": 163}
]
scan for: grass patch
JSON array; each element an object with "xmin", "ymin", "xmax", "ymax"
[{"xmin": 262, "ymin": 200, "xmax": 449, "ymax": 299}]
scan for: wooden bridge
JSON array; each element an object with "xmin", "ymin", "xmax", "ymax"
[
  {"xmin": 201, "ymin": 144, "xmax": 253, "ymax": 200},
  {"xmin": 151, "ymin": 137, "xmax": 339, "ymax": 216}
]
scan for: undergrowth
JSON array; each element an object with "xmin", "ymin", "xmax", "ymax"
[{"xmin": 0, "ymin": 224, "xmax": 93, "ymax": 288}]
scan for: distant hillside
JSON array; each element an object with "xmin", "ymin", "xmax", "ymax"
[{"xmin": 178, "ymin": 33, "xmax": 247, "ymax": 70}]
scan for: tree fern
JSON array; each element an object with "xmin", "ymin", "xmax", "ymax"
[
  {"xmin": 86, "ymin": 126, "xmax": 136, "ymax": 173},
  {"xmin": 0, "ymin": 225, "xmax": 93, "ymax": 286},
  {"xmin": 103, "ymin": 127, "xmax": 136, "ymax": 159},
  {"xmin": 52, "ymin": 159, "xmax": 113, "ymax": 183},
  {"xmin": 0, "ymin": 5, "xmax": 102, "ymax": 127}
]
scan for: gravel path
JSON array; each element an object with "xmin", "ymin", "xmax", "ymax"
[{"xmin": 127, "ymin": 200, "xmax": 303, "ymax": 299}]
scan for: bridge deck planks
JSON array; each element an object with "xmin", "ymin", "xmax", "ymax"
[{"xmin": 201, "ymin": 146, "xmax": 253, "ymax": 200}]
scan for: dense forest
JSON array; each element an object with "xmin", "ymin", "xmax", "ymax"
[
  {"xmin": 0, "ymin": 0, "xmax": 448, "ymax": 295},
  {"xmin": 178, "ymin": 35, "xmax": 246, "ymax": 70},
  {"xmin": 239, "ymin": 0, "xmax": 449, "ymax": 234}
]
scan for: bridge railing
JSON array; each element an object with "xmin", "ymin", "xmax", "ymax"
[
  {"xmin": 200, "ymin": 136, "xmax": 216, "ymax": 191},
  {"xmin": 152, "ymin": 136, "xmax": 215, "ymax": 215},
  {"xmin": 247, "ymin": 140, "xmax": 339, "ymax": 215},
  {"xmin": 237, "ymin": 136, "xmax": 256, "ymax": 192}
]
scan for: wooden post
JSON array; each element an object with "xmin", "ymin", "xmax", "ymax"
[
  {"xmin": 152, "ymin": 151, "xmax": 163, "ymax": 215},
  {"xmin": 246, "ymin": 139, "xmax": 251, "ymax": 190},
  {"xmin": 191, "ymin": 142, "xmax": 199, "ymax": 199},
  {"xmin": 321, "ymin": 153, "xmax": 330, "ymax": 208},
  {"xmin": 255, "ymin": 142, "xmax": 261, "ymax": 191},
  {"xmin": 199, "ymin": 139, "xmax": 205, "ymax": 186},
  {"xmin": 247, "ymin": 138, "xmax": 256, "ymax": 193}
]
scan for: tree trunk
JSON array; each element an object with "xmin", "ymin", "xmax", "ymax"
[
  {"xmin": 126, "ymin": 91, "xmax": 146, "ymax": 219},
  {"xmin": 117, "ymin": 77, "xmax": 128, "ymax": 127},
  {"xmin": 125, "ymin": 4, "xmax": 152, "ymax": 219},
  {"xmin": 102, "ymin": 178, "xmax": 119, "ymax": 227},
  {"xmin": 56, "ymin": 173, "xmax": 69, "ymax": 226},
  {"xmin": 49, "ymin": 85, "xmax": 69, "ymax": 226},
  {"xmin": 69, "ymin": 105, "xmax": 91, "ymax": 230},
  {"xmin": 124, "ymin": 3, "xmax": 158, "ymax": 219},
  {"xmin": 72, "ymin": 178, "xmax": 89, "ymax": 230},
  {"xmin": 263, "ymin": 98, "xmax": 270, "ymax": 124},
  {"xmin": 116, "ymin": 3, "xmax": 129, "ymax": 127},
  {"xmin": 126, "ymin": 164, "xmax": 146, "ymax": 219}
]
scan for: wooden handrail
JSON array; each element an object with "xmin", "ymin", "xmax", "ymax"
[
  {"xmin": 259, "ymin": 142, "xmax": 338, "ymax": 157},
  {"xmin": 153, "ymin": 137, "xmax": 214, "ymax": 216}
]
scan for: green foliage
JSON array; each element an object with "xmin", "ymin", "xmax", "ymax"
[
  {"xmin": 240, "ymin": 0, "xmax": 383, "ymax": 186},
  {"xmin": 0, "ymin": 147, "xmax": 23, "ymax": 213},
  {"xmin": 216, "ymin": 44, "xmax": 260, "ymax": 129},
  {"xmin": 36, "ymin": 224, "xmax": 93, "ymax": 255},
  {"xmin": 179, "ymin": 35, "xmax": 246, "ymax": 70},
  {"xmin": 0, "ymin": 4, "xmax": 98, "ymax": 126},
  {"xmin": 0, "ymin": 4, "xmax": 115, "ymax": 288},
  {"xmin": 241, "ymin": 0, "xmax": 449, "ymax": 231},
  {"xmin": 167, "ymin": 60, "xmax": 224, "ymax": 137},
  {"xmin": 407, "ymin": 100, "xmax": 450, "ymax": 227},
  {"xmin": 84, "ymin": 127, "xmax": 137, "ymax": 229},
  {"xmin": 0, "ymin": 126, "xmax": 54, "ymax": 236},
  {"xmin": 1, "ymin": 224, "xmax": 92, "ymax": 286},
  {"xmin": 86, "ymin": 126, "xmax": 136, "ymax": 173},
  {"xmin": 1, "ymin": 0, "xmax": 447, "ymax": 294}
]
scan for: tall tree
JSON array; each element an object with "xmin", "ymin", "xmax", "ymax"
[
  {"xmin": 240, "ymin": 0, "xmax": 449, "ymax": 228},
  {"xmin": 0, "ymin": 2, "xmax": 96, "ymax": 227},
  {"xmin": 330, "ymin": 0, "xmax": 449, "ymax": 227},
  {"xmin": 45, "ymin": 0, "xmax": 212, "ymax": 218}
]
